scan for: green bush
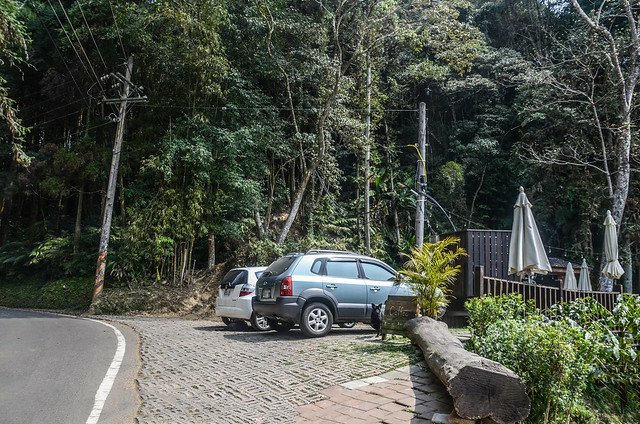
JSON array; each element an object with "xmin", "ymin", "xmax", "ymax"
[
  {"xmin": 465, "ymin": 293, "xmax": 538, "ymax": 337},
  {"xmin": 467, "ymin": 294, "xmax": 640, "ymax": 423},
  {"xmin": 471, "ymin": 317, "xmax": 594, "ymax": 423}
]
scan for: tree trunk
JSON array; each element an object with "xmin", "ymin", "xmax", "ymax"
[
  {"xmin": 277, "ymin": 165, "xmax": 315, "ymax": 244},
  {"xmin": 207, "ymin": 233, "xmax": 216, "ymax": 270},
  {"xmin": 73, "ymin": 183, "xmax": 85, "ymax": 254},
  {"xmin": 405, "ymin": 317, "xmax": 530, "ymax": 424},
  {"xmin": 255, "ymin": 210, "xmax": 265, "ymax": 239}
]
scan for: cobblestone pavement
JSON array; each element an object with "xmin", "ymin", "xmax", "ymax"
[
  {"xmin": 297, "ymin": 363, "xmax": 453, "ymax": 424},
  {"xmin": 108, "ymin": 317, "xmax": 452, "ymax": 424}
]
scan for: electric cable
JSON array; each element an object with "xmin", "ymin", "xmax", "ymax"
[
  {"xmin": 107, "ymin": 0, "xmax": 128, "ymax": 61},
  {"xmin": 77, "ymin": 0, "xmax": 108, "ymax": 70},
  {"xmin": 46, "ymin": 0, "xmax": 95, "ymax": 89},
  {"xmin": 56, "ymin": 0, "xmax": 103, "ymax": 90},
  {"xmin": 32, "ymin": 3, "xmax": 86, "ymax": 103}
]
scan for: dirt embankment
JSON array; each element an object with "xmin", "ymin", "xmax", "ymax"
[{"xmin": 91, "ymin": 264, "xmax": 227, "ymax": 318}]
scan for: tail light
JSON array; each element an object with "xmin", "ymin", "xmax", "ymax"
[
  {"xmin": 239, "ymin": 285, "xmax": 254, "ymax": 297},
  {"xmin": 280, "ymin": 276, "xmax": 293, "ymax": 296}
]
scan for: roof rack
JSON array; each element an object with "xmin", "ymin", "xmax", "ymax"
[{"xmin": 305, "ymin": 249, "xmax": 359, "ymax": 255}]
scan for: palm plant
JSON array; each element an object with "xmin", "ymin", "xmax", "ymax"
[{"xmin": 400, "ymin": 236, "xmax": 466, "ymax": 318}]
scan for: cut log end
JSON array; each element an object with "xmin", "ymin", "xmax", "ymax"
[{"xmin": 451, "ymin": 364, "xmax": 530, "ymax": 424}]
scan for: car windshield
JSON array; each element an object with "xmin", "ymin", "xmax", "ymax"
[{"xmin": 264, "ymin": 255, "xmax": 297, "ymax": 276}]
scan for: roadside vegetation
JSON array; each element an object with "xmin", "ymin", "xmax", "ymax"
[
  {"xmin": 2, "ymin": 0, "xmax": 640, "ymax": 305},
  {"xmin": 466, "ymin": 294, "xmax": 640, "ymax": 424}
]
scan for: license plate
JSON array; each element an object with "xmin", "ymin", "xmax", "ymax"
[
  {"xmin": 224, "ymin": 289, "xmax": 231, "ymax": 296},
  {"xmin": 262, "ymin": 289, "xmax": 271, "ymax": 299}
]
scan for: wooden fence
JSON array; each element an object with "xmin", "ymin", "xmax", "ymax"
[
  {"xmin": 441, "ymin": 229, "xmax": 513, "ymax": 308},
  {"xmin": 475, "ymin": 266, "xmax": 622, "ymax": 311}
]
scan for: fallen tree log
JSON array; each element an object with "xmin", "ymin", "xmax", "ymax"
[{"xmin": 405, "ymin": 317, "xmax": 530, "ymax": 424}]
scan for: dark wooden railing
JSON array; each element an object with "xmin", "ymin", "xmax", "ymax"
[{"xmin": 474, "ymin": 266, "xmax": 622, "ymax": 311}]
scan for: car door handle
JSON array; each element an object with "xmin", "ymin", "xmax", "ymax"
[
  {"xmin": 326, "ymin": 284, "xmax": 337, "ymax": 289},
  {"xmin": 369, "ymin": 286, "xmax": 380, "ymax": 292}
]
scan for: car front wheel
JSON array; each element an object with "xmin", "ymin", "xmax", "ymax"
[
  {"xmin": 300, "ymin": 303, "xmax": 333, "ymax": 337},
  {"xmin": 250, "ymin": 313, "xmax": 272, "ymax": 331}
]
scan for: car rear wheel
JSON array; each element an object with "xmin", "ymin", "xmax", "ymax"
[
  {"xmin": 301, "ymin": 303, "xmax": 333, "ymax": 337},
  {"xmin": 338, "ymin": 322, "xmax": 356, "ymax": 328},
  {"xmin": 250, "ymin": 313, "xmax": 272, "ymax": 331},
  {"xmin": 268, "ymin": 319, "xmax": 294, "ymax": 333}
]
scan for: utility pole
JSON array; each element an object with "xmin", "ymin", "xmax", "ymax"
[
  {"xmin": 364, "ymin": 59, "xmax": 372, "ymax": 255},
  {"xmin": 415, "ymin": 102, "xmax": 426, "ymax": 248},
  {"xmin": 93, "ymin": 55, "xmax": 147, "ymax": 301}
]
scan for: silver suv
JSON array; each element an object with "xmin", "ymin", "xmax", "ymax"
[{"xmin": 252, "ymin": 250, "xmax": 413, "ymax": 337}]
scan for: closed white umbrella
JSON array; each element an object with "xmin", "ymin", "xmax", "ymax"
[
  {"xmin": 508, "ymin": 187, "xmax": 552, "ymax": 278},
  {"xmin": 564, "ymin": 261, "xmax": 578, "ymax": 290},
  {"xmin": 602, "ymin": 210, "xmax": 624, "ymax": 280},
  {"xmin": 577, "ymin": 258, "xmax": 592, "ymax": 291}
]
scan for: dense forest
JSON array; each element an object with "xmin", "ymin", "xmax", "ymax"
[{"xmin": 1, "ymin": 0, "xmax": 639, "ymax": 294}]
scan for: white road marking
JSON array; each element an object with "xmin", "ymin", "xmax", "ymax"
[{"xmin": 84, "ymin": 319, "xmax": 126, "ymax": 424}]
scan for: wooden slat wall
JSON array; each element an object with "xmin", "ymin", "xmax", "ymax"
[{"xmin": 444, "ymin": 229, "xmax": 513, "ymax": 303}]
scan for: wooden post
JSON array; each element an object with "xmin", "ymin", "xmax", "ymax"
[{"xmin": 474, "ymin": 265, "xmax": 485, "ymax": 297}]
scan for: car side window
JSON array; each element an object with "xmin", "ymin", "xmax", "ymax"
[
  {"xmin": 310, "ymin": 259, "xmax": 323, "ymax": 275},
  {"xmin": 361, "ymin": 262, "xmax": 396, "ymax": 281},
  {"xmin": 325, "ymin": 260, "xmax": 359, "ymax": 279}
]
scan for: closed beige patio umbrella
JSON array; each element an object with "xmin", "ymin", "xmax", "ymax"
[
  {"xmin": 508, "ymin": 187, "xmax": 552, "ymax": 279},
  {"xmin": 564, "ymin": 261, "xmax": 578, "ymax": 290},
  {"xmin": 602, "ymin": 210, "xmax": 624, "ymax": 280},
  {"xmin": 577, "ymin": 258, "xmax": 591, "ymax": 291}
]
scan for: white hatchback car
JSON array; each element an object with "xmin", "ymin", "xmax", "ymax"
[{"xmin": 215, "ymin": 267, "xmax": 271, "ymax": 331}]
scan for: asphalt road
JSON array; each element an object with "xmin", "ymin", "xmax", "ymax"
[{"xmin": 0, "ymin": 308, "xmax": 139, "ymax": 424}]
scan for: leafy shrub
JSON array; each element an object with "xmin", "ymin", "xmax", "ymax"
[
  {"xmin": 471, "ymin": 317, "xmax": 594, "ymax": 423},
  {"xmin": 467, "ymin": 294, "xmax": 640, "ymax": 423},
  {"xmin": 465, "ymin": 293, "xmax": 538, "ymax": 337},
  {"xmin": 0, "ymin": 229, "xmax": 99, "ymax": 281}
]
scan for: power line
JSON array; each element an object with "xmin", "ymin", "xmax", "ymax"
[
  {"xmin": 32, "ymin": 4, "xmax": 85, "ymax": 102},
  {"xmin": 55, "ymin": 0, "xmax": 103, "ymax": 90},
  {"xmin": 37, "ymin": 119, "xmax": 113, "ymax": 145},
  {"xmin": 140, "ymin": 104, "xmax": 418, "ymax": 113},
  {"xmin": 19, "ymin": 88, "xmax": 90, "ymax": 113},
  {"xmin": 77, "ymin": 0, "xmax": 108, "ymax": 71},
  {"xmin": 13, "ymin": 79, "xmax": 74, "ymax": 103},
  {"xmin": 31, "ymin": 106, "xmax": 87, "ymax": 128},
  {"xmin": 107, "ymin": 0, "xmax": 127, "ymax": 61},
  {"xmin": 26, "ymin": 96, "xmax": 90, "ymax": 121},
  {"xmin": 46, "ymin": 0, "xmax": 95, "ymax": 88}
]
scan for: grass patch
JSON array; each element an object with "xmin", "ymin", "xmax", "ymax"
[{"xmin": 0, "ymin": 277, "xmax": 93, "ymax": 311}]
